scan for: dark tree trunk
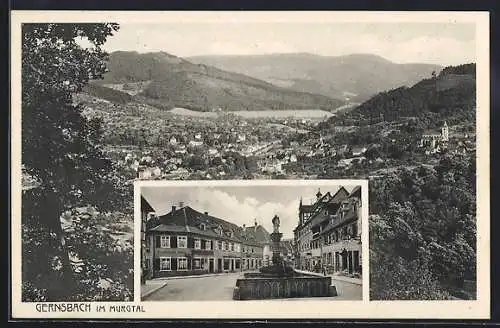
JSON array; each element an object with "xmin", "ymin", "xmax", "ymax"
[{"xmin": 41, "ymin": 189, "xmax": 75, "ymax": 300}]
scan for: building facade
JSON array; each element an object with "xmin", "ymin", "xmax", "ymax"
[
  {"xmin": 293, "ymin": 186, "xmax": 362, "ymax": 276},
  {"xmin": 142, "ymin": 200, "xmax": 264, "ymax": 278},
  {"xmin": 141, "ymin": 196, "xmax": 154, "ymax": 284}
]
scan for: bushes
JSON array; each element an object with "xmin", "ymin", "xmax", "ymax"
[
  {"xmin": 369, "ymin": 154, "xmax": 476, "ymax": 300},
  {"xmin": 370, "ymin": 250, "xmax": 451, "ymax": 300}
]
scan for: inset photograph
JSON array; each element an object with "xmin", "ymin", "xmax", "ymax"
[{"xmin": 139, "ymin": 181, "xmax": 366, "ymax": 301}]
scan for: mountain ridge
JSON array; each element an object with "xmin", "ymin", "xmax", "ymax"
[
  {"xmin": 91, "ymin": 51, "xmax": 345, "ymax": 111},
  {"xmin": 188, "ymin": 53, "xmax": 443, "ymax": 101}
]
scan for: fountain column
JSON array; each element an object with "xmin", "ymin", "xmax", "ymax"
[
  {"xmin": 270, "ymin": 215, "xmax": 283, "ymax": 266},
  {"xmin": 270, "ymin": 231, "xmax": 283, "ymax": 265}
]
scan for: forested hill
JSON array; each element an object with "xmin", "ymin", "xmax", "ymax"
[
  {"xmin": 333, "ymin": 63, "xmax": 476, "ymax": 125},
  {"xmin": 189, "ymin": 53, "xmax": 442, "ymax": 102},
  {"xmin": 87, "ymin": 51, "xmax": 345, "ymax": 112}
]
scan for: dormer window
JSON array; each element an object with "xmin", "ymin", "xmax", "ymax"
[{"xmin": 200, "ymin": 223, "xmax": 206, "ymax": 231}]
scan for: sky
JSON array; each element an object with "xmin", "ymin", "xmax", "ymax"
[
  {"xmin": 141, "ymin": 184, "xmax": 358, "ymax": 239},
  {"xmin": 102, "ymin": 22, "xmax": 476, "ymax": 66}
]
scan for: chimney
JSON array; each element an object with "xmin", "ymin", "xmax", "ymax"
[
  {"xmin": 171, "ymin": 205, "xmax": 176, "ymax": 212},
  {"xmin": 204, "ymin": 211, "xmax": 208, "ymax": 215},
  {"xmin": 243, "ymin": 224, "xmax": 246, "ymax": 229},
  {"xmin": 179, "ymin": 201, "xmax": 184, "ymax": 208}
]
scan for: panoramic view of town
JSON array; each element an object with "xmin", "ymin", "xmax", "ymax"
[
  {"xmin": 21, "ymin": 20, "xmax": 477, "ymax": 304},
  {"xmin": 140, "ymin": 184, "xmax": 362, "ymax": 301}
]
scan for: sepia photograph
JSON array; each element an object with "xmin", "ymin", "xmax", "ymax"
[
  {"xmin": 139, "ymin": 182, "xmax": 364, "ymax": 301},
  {"xmin": 10, "ymin": 10, "xmax": 489, "ymax": 319}
]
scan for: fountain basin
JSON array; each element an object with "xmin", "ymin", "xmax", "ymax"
[{"xmin": 233, "ymin": 270, "xmax": 337, "ymax": 300}]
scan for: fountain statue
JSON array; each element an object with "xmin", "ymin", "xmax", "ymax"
[
  {"xmin": 272, "ymin": 214, "xmax": 280, "ymax": 233},
  {"xmin": 258, "ymin": 215, "xmax": 296, "ymax": 277},
  {"xmin": 233, "ymin": 214, "xmax": 338, "ymax": 300}
]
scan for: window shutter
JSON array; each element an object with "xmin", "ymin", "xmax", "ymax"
[
  {"xmin": 188, "ymin": 236, "xmax": 194, "ymax": 249},
  {"xmin": 171, "ymin": 236, "xmax": 177, "ymax": 248},
  {"xmin": 156, "ymin": 236, "xmax": 160, "ymax": 248},
  {"xmin": 154, "ymin": 258, "xmax": 160, "ymax": 271}
]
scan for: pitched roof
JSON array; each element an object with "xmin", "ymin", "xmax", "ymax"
[
  {"xmin": 330, "ymin": 187, "xmax": 350, "ymax": 203},
  {"xmin": 150, "ymin": 206, "xmax": 261, "ymax": 245},
  {"xmin": 141, "ymin": 196, "xmax": 155, "ymax": 213},
  {"xmin": 294, "ymin": 186, "xmax": 352, "ymax": 231},
  {"xmin": 299, "ymin": 204, "xmax": 314, "ymax": 213},
  {"xmin": 349, "ymin": 185, "xmax": 361, "ymax": 199},
  {"xmin": 309, "ymin": 187, "xmax": 350, "ymax": 226},
  {"xmin": 244, "ymin": 225, "xmax": 271, "ymax": 244}
]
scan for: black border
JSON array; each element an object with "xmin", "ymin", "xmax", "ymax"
[
  {"xmin": 6, "ymin": 0, "xmax": 500, "ymax": 11},
  {"xmin": 7, "ymin": 0, "xmax": 500, "ymax": 326}
]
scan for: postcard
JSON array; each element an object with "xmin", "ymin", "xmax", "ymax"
[{"xmin": 10, "ymin": 10, "xmax": 490, "ymax": 319}]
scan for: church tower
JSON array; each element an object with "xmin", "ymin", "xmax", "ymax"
[
  {"xmin": 316, "ymin": 188, "xmax": 322, "ymax": 200},
  {"xmin": 441, "ymin": 121, "xmax": 449, "ymax": 142}
]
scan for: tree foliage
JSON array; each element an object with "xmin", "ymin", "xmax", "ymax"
[
  {"xmin": 21, "ymin": 23, "xmax": 133, "ymax": 301},
  {"xmin": 369, "ymin": 154, "xmax": 476, "ymax": 300},
  {"xmin": 328, "ymin": 63, "xmax": 476, "ymax": 126}
]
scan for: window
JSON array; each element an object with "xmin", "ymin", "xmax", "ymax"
[
  {"xmin": 242, "ymin": 246, "xmax": 245, "ymax": 253},
  {"xmin": 194, "ymin": 239, "xmax": 201, "ymax": 250},
  {"xmin": 230, "ymin": 242, "xmax": 234, "ymax": 251},
  {"xmin": 217, "ymin": 240, "xmax": 222, "ymax": 250},
  {"xmin": 224, "ymin": 241, "xmax": 229, "ymax": 251},
  {"xmin": 160, "ymin": 257, "xmax": 171, "ymax": 271},
  {"xmin": 177, "ymin": 236, "xmax": 187, "ymax": 248},
  {"xmin": 235, "ymin": 243, "xmax": 240, "ymax": 252},
  {"xmin": 205, "ymin": 240, "xmax": 212, "ymax": 250},
  {"xmin": 352, "ymin": 223, "xmax": 358, "ymax": 238},
  {"xmin": 194, "ymin": 257, "xmax": 202, "ymax": 269},
  {"xmin": 177, "ymin": 257, "xmax": 188, "ymax": 270},
  {"xmin": 200, "ymin": 223, "xmax": 206, "ymax": 231},
  {"xmin": 160, "ymin": 235, "xmax": 170, "ymax": 248}
]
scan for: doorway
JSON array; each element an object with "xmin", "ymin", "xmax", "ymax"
[
  {"xmin": 209, "ymin": 258, "xmax": 214, "ymax": 273},
  {"xmin": 348, "ymin": 251, "xmax": 353, "ymax": 274},
  {"xmin": 353, "ymin": 251, "xmax": 359, "ymax": 273},
  {"xmin": 217, "ymin": 258, "xmax": 222, "ymax": 273}
]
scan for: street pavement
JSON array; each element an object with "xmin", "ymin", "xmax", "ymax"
[
  {"xmin": 142, "ymin": 272, "xmax": 362, "ymax": 301},
  {"xmin": 330, "ymin": 279, "xmax": 362, "ymax": 300},
  {"xmin": 143, "ymin": 272, "xmax": 243, "ymax": 301}
]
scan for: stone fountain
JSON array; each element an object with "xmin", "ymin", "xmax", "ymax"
[{"xmin": 233, "ymin": 215, "xmax": 337, "ymax": 300}]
